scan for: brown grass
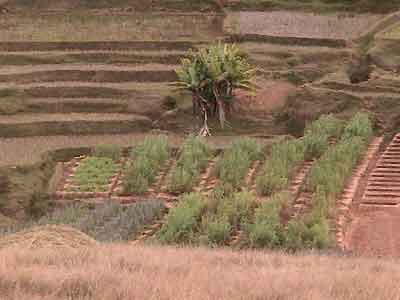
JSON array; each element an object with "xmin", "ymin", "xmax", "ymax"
[
  {"xmin": 0, "ymin": 243, "xmax": 399, "ymax": 299},
  {"xmin": 0, "ymin": 225, "xmax": 97, "ymax": 251}
]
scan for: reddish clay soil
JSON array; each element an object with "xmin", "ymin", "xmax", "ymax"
[
  {"xmin": 228, "ymin": 11, "xmax": 382, "ymax": 40},
  {"xmin": 235, "ymin": 80, "xmax": 296, "ymax": 118},
  {"xmin": 345, "ymin": 134, "xmax": 400, "ymax": 257},
  {"xmin": 345, "ymin": 209, "xmax": 400, "ymax": 257}
]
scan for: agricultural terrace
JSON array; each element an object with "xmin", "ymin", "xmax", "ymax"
[
  {"xmin": 2, "ymin": 0, "xmax": 400, "ymax": 262},
  {"xmin": 29, "ymin": 112, "xmax": 374, "ymax": 252}
]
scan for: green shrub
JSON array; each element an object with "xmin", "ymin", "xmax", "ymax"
[
  {"xmin": 285, "ymin": 215, "xmax": 332, "ymax": 251},
  {"xmin": 216, "ymin": 138, "xmax": 261, "ymax": 189},
  {"xmin": 246, "ymin": 192, "xmax": 290, "ymax": 248},
  {"xmin": 123, "ymin": 135, "xmax": 170, "ymax": 194},
  {"xmin": 305, "ymin": 114, "xmax": 344, "ymax": 139},
  {"xmin": 202, "ymin": 216, "xmax": 231, "ymax": 245},
  {"xmin": 93, "ymin": 144, "xmax": 122, "ymax": 161},
  {"xmin": 256, "ymin": 139, "xmax": 304, "ymax": 196},
  {"xmin": 217, "ymin": 191, "xmax": 257, "ymax": 227},
  {"xmin": 341, "ymin": 112, "xmax": 372, "ymax": 141},
  {"xmin": 168, "ymin": 136, "xmax": 212, "ymax": 193},
  {"xmin": 303, "ymin": 132, "xmax": 328, "ymax": 160},
  {"xmin": 158, "ymin": 193, "xmax": 206, "ymax": 244},
  {"xmin": 307, "ymin": 137, "xmax": 366, "ymax": 198}
]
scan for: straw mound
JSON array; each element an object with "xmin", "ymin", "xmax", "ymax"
[{"xmin": 0, "ymin": 225, "xmax": 97, "ymax": 250}]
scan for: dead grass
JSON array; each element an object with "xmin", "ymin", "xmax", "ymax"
[
  {"xmin": 0, "ymin": 243, "xmax": 399, "ymax": 299},
  {"xmin": 0, "ymin": 225, "xmax": 97, "ymax": 251},
  {"xmin": 226, "ymin": 11, "xmax": 382, "ymax": 40},
  {"xmin": 0, "ymin": 13, "xmax": 222, "ymax": 42}
]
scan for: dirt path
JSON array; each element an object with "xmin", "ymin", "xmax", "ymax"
[{"xmin": 345, "ymin": 134, "xmax": 400, "ymax": 257}]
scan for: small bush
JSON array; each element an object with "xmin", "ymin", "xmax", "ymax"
[
  {"xmin": 217, "ymin": 191, "xmax": 257, "ymax": 228},
  {"xmin": 341, "ymin": 112, "xmax": 372, "ymax": 141},
  {"xmin": 123, "ymin": 135, "xmax": 170, "ymax": 194},
  {"xmin": 158, "ymin": 193, "xmax": 206, "ymax": 244},
  {"xmin": 246, "ymin": 192, "xmax": 290, "ymax": 248},
  {"xmin": 285, "ymin": 215, "xmax": 332, "ymax": 251},
  {"xmin": 92, "ymin": 144, "xmax": 122, "ymax": 161},
  {"xmin": 303, "ymin": 132, "xmax": 328, "ymax": 160},
  {"xmin": 305, "ymin": 114, "xmax": 344, "ymax": 139},
  {"xmin": 202, "ymin": 216, "xmax": 231, "ymax": 245}
]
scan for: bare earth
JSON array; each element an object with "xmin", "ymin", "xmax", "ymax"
[{"xmin": 228, "ymin": 11, "xmax": 382, "ymax": 39}]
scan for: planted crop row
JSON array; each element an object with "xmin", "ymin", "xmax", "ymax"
[
  {"xmin": 67, "ymin": 157, "xmax": 118, "ymax": 192},
  {"xmin": 168, "ymin": 136, "xmax": 213, "ymax": 193},
  {"xmin": 158, "ymin": 188, "xmax": 257, "ymax": 246},
  {"xmin": 216, "ymin": 138, "xmax": 262, "ymax": 189},
  {"xmin": 281, "ymin": 113, "xmax": 373, "ymax": 250},
  {"xmin": 123, "ymin": 135, "xmax": 171, "ymax": 195},
  {"xmin": 306, "ymin": 112, "xmax": 373, "ymax": 217},
  {"xmin": 256, "ymin": 114, "xmax": 344, "ymax": 196},
  {"xmin": 157, "ymin": 189, "xmax": 330, "ymax": 250}
]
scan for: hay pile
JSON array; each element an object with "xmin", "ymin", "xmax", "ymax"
[{"xmin": 0, "ymin": 225, "xmax": 97, "ymax": 250}]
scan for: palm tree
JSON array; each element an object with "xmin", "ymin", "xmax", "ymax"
[{"xmin": 173, "ymin": 43, "xmax": 256, "ymax": 136}]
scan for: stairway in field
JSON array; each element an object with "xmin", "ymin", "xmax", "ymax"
[{"xmin": 362, "ymin": 133, "xmax": 400, "ymax": 207}]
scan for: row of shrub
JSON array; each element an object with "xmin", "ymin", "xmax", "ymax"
[
  {"xmin": 279, "ymin": 113, "xmax": 373, "ymax": 250},
  {"xmin": 306, "ymin": 112, "xmax": 373, "ymax": 217},
  {"xmin": 123, "ymin": 135, "xmax": 171, "ymax": 194},
  {"xmin": 157, "ymin": 189, "xmax": 330, "ymax": 250},
  {"xmin": 168, "ymin": 136, "xmax": 213, "ymax": 193},
  {"xmin": 256, "ymin": 114, "xmax": 344, "ymax": 196},
  {"xmin": 158, "ymin": 113, "xmax": 373, "ymax": 251}
]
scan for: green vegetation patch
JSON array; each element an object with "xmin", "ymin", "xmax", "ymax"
[
  {"xmin": 123, "ymin": 135, "xmax": 170, "ymax": 195},
  {"xmin": 67, "ymin": 157, "xmax": 117, "ymax": 192},
  {"xmin": 92, "ymin": 144, "xmax": 122, "ymax": 161},
  {"xmin": 158, "ymin": 193, "xmax": 207, "ymax": 244},
  {"xmin": 256, "ymin": 114, "xmax": 343, "ymax": 196},
  {"xmin": 168, "ymin": 136, "xmax": 213, "ymax": 193},
  {"xmin": 216, "ymin": 138, "xmax": 262, "ymax": 189}
]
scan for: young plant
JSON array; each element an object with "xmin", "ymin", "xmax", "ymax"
[
  {"xmin": 158, "ymin": 193, "xmax": 206, "ymax": 244},
  {"xmin": 68, "ymin": 157, "xmax": 117, "ymax": 192},
  {"xmin": 123, "ymin": 135, "xmax": 170, "ymax": 194},
  {"xmin": 216, "ymin": 138, "xmax": 261, "ymax": 189},
  {"xmin": 168, "ymin": 136, "xmax": 212, "ymax": 193},
  {"xmin": 246, "ymin": 192, "xmax": 291, "ymax": 248},
  {"xmin": 256, "ymin": 139, "xmax": 305, "ymax": 196}
]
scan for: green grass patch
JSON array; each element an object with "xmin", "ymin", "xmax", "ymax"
[
  {"xmin": 67, "ymin": 157, "xmax": 117, "ymax": 192},
  {"xmin": 123, "ymin": 135, "xmax": 170, "ymax": 195}
]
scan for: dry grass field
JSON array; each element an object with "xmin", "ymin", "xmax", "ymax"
[
  {"xmin": 0, "ymin": 244, "xmax": 399, "ymax": 300},
  {"xmin": 0, "ymin": 13, "xmax": 223, "ymax": 42}
]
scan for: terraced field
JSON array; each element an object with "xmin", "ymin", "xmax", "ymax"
[{"xmin": 1, "ymin": 9, "xmax": 399, "ymax": 257}]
